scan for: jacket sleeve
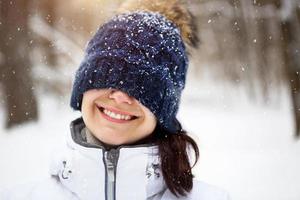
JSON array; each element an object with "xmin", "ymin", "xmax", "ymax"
[
  {"xmin": 0, "ymin": 182, "xmax": 37, "ymax": 200},
  {"xmin": 0, "ymin": 187, "xmax": 9, "ymax": 200},
  {"xmin": 0, "ymin": 177, "xmax": 79, "ymax": 200},
  {"xmin": 161, "ymin": 179, "xmax": 230, "ymax": 200}
]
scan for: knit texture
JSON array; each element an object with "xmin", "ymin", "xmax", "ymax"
[{"xmin": 70, "ymin": 11, "xmax": 188, "ymax": 133}]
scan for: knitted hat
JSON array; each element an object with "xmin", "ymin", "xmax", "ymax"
[{"xmin": 70, "ymin": 3, "xmax": 198, "ymax": 133}]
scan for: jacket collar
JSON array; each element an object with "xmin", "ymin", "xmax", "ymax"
[
  {"xmin": 50, "ymin": 117, "xmax": 166, "ymax": 199},
  {"xmin": 69, "ymin": 117, "xmax": 159, "ymax": 150}
]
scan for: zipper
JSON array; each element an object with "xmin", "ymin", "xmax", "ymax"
[{"xmin": 103, "ymin": 149, "xmax": 119, "ymax": 200}]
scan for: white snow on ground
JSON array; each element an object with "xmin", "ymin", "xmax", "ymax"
[{"xmin": 0, "ymin": 79, "xmax": 299, "ymax": 200}]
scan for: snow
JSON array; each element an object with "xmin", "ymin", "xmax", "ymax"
[
  {"xmin": 0, "ymin": 94, "xmax": 80, "ymax": 189},
  {"xmin": 182, "ymin": 76, "xmax": 300, "ymax": 200},
  {"xmin": 0, "ymin": 79, "xmax": 299, "ymax": 200}
]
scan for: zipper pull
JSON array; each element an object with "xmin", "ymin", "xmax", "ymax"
[{"xmin": 105, "ymin": 149, "xmax": 118, "ymax": 180}]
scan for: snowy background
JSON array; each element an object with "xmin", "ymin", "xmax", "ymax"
[{"xmin": 1, "ymin": 72, "xmax": 299, "ymax": 200}]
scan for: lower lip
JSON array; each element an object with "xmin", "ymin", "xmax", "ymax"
[{"xmin": 99, "ymin": 109, "xmax": 132, "ymax": 124}]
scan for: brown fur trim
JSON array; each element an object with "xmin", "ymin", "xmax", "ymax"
[{"xmin": 117, "ymin": 0, "xmax": 199, "ymax": 49}]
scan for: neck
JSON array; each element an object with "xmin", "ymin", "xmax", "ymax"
[{"xmin": 84, "ymin": 127, "xmax": 158, "ymax": 150}]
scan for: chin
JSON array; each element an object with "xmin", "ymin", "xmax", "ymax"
[
  {"xmin": 104, "ymin": 138, "xmax": 128, "ymax": 146},
  {"xmin": 97, "ymin": 133, "xmax": 127, "ymax": 145}
]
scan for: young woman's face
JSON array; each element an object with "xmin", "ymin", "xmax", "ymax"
[{"xmin": 81, "ymin": 89, "xmax": 157, "ymax": 145}]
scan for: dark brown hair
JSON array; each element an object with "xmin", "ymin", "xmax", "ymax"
[{"xmin": 154, "ymin": 124, "xmax": 200, "ymax": 197}]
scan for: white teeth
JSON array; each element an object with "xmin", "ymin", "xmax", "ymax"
[{"xmin": 103, "ymin": 108, "xmax": 133, "ymax": 120}]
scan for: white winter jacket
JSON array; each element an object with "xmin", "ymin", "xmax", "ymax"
[{"xmin": 2, "ymin": 118, "xmax": 230, "ymax": 200}]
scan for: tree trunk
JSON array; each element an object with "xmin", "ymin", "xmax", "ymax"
[
  {"xmin": 0, "ymin": 0, "xmax": 38, "ymax": 128},
  {"xmin": 281, "ymin": 20, "xmax": 300, "ymax": 137}
]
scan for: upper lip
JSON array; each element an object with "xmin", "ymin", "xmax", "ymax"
[{"xmin": 96, "ymin": 104, "xmax": 139, "ymax": 117}]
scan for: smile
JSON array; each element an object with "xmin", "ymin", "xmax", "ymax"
[{"xmin": 97, "ymin": 106, "xmax": 138, "ymax": 123}]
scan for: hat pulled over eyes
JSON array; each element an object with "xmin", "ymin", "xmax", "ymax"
[{"xmin": 70, "ymin": 11, "xmax": 188, "ymax": 133}]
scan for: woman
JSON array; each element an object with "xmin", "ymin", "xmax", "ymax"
[{"xmin": 2, "ymin": 0, "xmax": 230, "ymax": 199}]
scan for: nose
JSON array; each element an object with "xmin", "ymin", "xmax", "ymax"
[{"xmin": 109, "ymin": 90, "xmax": 133, "ymax": 105}]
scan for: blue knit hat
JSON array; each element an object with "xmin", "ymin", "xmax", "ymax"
[{"xmin": 70, "ymin": 11, "xmax": 188, "ymax": 133}]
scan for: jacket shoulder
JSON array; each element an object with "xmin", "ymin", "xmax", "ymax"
[
  {"xmin": 2, "ymin": 177, "xmax": 78, "ymax": 200},
  {"xmin": 161, "ymin": 180, "xmax": 230, "ymax": 200}
]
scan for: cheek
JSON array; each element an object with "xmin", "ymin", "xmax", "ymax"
[
  {"xmin": 138, "ymin": 115, "xmax": 157, "ymax": 136},
  {"xmin": 136, "ymin": 105, "xmax": 157, "ymax": 135},
  {"xmin": 82, "ymin": 100, "xmax": 97, "ymax": 121}
]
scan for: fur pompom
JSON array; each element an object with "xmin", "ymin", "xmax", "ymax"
[{"xmin": 117, "ymin": 0, "xmax": 199, "ymax": 49}]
